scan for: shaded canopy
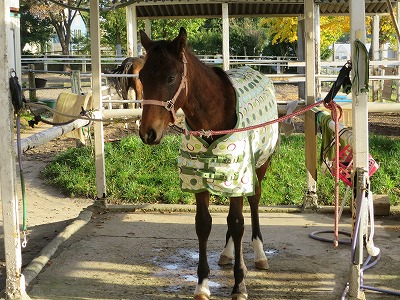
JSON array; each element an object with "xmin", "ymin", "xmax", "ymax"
[{"xmin": 104, "ymin": 0, "xmax": 398, "ymax": 18}]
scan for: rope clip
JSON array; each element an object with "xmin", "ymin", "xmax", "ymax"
[{"xmin": 21, "ymin": 230, "xmax": 28, "ymax": 248}]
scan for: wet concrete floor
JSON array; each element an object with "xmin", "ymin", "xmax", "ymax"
[{"xmin": 26, "ymin": 210, "xmax": 400, "ymax": 300}]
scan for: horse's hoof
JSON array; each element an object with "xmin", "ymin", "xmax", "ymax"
[
  {"xmin": 255, "ymin": 258, "xmax": 269, "ymax": 270},
  {"xmin": 218, "ymin": 254, "xmax": 233, "ymax": 266},
  {"xmin": 232, "ymin": 293, "xmax": 248, "ymax": 300},
  {"xmin": 194, "ymin": 294, "xmax": 210, "ymax": 300}
]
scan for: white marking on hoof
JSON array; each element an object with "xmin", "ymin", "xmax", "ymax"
[
  {"xmin": 194, "ymin": 279, "xmax": 211, "ymax": 300},
  {"xmin": 253, "ymin": 237, "xmax": 269, "ymax": 270},
  {"xmin": 232, "ymin": 293, "xmax": 248, "ymax": 300},
  {"xmin": 219, "ymin": 237, "xmax": 234, "ymax": 265},
  {"xmin": 194, "ymin": 295, "xmax": 209, "ymax": 300}
]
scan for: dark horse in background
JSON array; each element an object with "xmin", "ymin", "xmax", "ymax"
[
  {"xmin": 138, "ymin": 28, "xmax": 280, "ymax": 300},
  {"xmin": 109, "ymin": 56, "xmax": 144, "ymax": 108}
]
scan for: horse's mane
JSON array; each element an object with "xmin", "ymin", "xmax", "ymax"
[
  {"xmin": 183, "ymin": 50, "xmax": 233, "ymax": 90},
  {"xmin": 211, "ymin": 66, "xmax": 233, "ymax": 87}
]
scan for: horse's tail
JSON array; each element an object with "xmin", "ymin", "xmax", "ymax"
[
  {"xmin": 110, "ymin": 64, "xmax": 126, "ymax": 75},
  {"xmin": 108, "ymin": 59, "xmax": 134, "ymax": 98}
]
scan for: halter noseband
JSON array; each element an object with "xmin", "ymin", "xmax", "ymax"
[{"xmin": 141, "ymin": 53, "xmax": 188, "ymax": 123}]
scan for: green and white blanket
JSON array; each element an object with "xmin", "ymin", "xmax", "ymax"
[{"xmin": 178, "ymin": 66, "xmax": 279, "ymax": 196}]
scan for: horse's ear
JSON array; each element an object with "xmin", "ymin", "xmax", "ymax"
[
  {"xmin": 171, "ymin": 27, "xmax": 187, "ymax": 54},
  {"xmin": 140, "ymin": 30, "xmax": 152, "ymax": 51}
]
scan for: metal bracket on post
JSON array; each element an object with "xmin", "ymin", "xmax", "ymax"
[{"xmin": 302, "ymin": 188, "xmax": 318, "ymax": 211}]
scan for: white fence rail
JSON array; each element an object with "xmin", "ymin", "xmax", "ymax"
[{"xmin": 21, "ymin": 55, "xmax": 400, "ymax": 102}]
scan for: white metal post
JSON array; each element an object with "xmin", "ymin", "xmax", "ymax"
[
  {"xmin": 372, "ymin": 15, "xmax": 380, "ymax": 101},
  {"xmin": 304, "ymin": 0, "xmax": 318, "ymax": 207},
  {"xmin": 314, "ymin": 4, "xmax": 321, "ymax": 99},
  {"xmin": 132, "ymin": 5, "xmax": 138, "ymax": 57},
  {"xmin": 145, "ymin": 19, "xmax": 151, "ymax": 36},
  {"xmin": 397, "ymin": 1, "xmax": 400, "ymax": 101},
  {"xmin": 349, "ymin": 0, "xmax": 368, "ymax": 298},
  {"xmin": 90, "ymin": 0, "xmax": 106, "ymax": 200},
  {"xmin": 222, "ymin": 3, "xmax": 229, "ymax": 71},
  {"xmin": 0, "ymin": 1, "xmax": 29, "ymax": 299},
  {"xmin": 9, "ymin": 6, "xmax": 21, "ymax": 79},
  {"xmin": 126, "ymin": 5, "xmax": 134, "ymax": 57}
]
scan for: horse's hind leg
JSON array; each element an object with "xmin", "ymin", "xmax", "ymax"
[
  {"xmin": 248, "ymin": 159, "xmax": 272, "ymax": 270},
  {"xmin": 194, "ymin": 191, "xmax": 212, "ymax": 300},
  {"xmin": 228, "ymin": 197, "xmax": 248, "ymax": 299}
]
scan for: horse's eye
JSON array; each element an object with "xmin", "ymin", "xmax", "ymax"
[{"xmin": 167, "ymin": 76, "xmax": 176, "ymax": 85}]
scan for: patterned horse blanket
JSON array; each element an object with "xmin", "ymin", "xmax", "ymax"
[{"xmin": 178, "ymin": 66, "xmax": 279, "ymax": 197}]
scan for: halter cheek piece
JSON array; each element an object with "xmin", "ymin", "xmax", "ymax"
[{"xmin": 141, "ymin": 53, "xmax": 188, "ymax": 124}]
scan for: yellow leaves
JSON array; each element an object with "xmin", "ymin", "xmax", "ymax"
[
  {"xmin": 261, "ymin": 16, "xmax": 350, "ymax": 48},
  {"xmin": 320, "ymin": 16, "xmax": 350, "ymax": 49},
  {"xmin": 261, "ymin": 17, "xmax": 298, "ymax": 44},
  {"xmin": 366, "ymin": 13, "xmax": 397, "ymax": 46},
  {"xmin": 30, "ymin": 2, "xmax": 63, "ymax": 20}
]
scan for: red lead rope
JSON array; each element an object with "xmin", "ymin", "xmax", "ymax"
[
  {"xmin": 182, "ymin": 99, "xmax": 325, "ymax": 137},
  {"xmin": 324, "ymin": 101, "xmax": 343, "ymax": 247}
]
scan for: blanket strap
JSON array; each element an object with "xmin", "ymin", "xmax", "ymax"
[{"xmin": 180, "ymin": 151, "xmax": 244, "ymax": 164}]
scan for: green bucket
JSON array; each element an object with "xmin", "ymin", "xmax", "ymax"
[{"xmin": 40, "ymin": 99, "xmax": 57, "ymax": 109}]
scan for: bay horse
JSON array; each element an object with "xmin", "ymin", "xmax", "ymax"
[
  {"xmin": 109, "ymin": 56, "xmax": 144, "ymax": 108},
  {"xmin": 138, "ymin": 28, "xmax": 279, "ymax": 300}
]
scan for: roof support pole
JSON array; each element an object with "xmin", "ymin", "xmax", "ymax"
[
  {"xmin": 132, "ymin": 6, "xmax": 138, "ymax": 57},
  {"xmin": 303, "ymin": 0, "xmax": 318, "ymax": 208},
  {"xmin": 145, "ymin": 19, "xmax": 151, "ymax": 38},
  {"xmin": 90, "ymin": 0, "xmax": 106, "ymax": 200},
  {"xmin": 126, "ymin": 5, "xmax": 136, "ymax": 57},
  {"xmin": 314, "ymin": 4, "xmax": 321, "ymax": 99},
  {"xmin": 371, "ymin": 15, "xmax": 380, "ymax": 101},
  {"xmin": 222, "ymin": 3, "xmax": 229, "ymax": 71},
  {"xmin": 396, "ymin": 1, "xmax": 400, "ymax": 102},
  {"xmin": 348, "ymin": 0, "xmax": 368, "ymax": 298},
  {"xmin": 0, "ymin": 1, "xmax": 29, "ymax": 299}
]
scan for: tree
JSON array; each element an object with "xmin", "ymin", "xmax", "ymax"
[
  {"xmin": 261, "ymin": 16, "xmax": 350, "ymax": 59},
  {"xmin": 366, "ymin": 13, "xmax": 398, "ymax": 51},
  {"xmin": 29, "ymin": 0, "xmax": 88, "ymax": 70},
  {"xmin": 150, "ymin": 19, "xmax": 205, "ymax": 41},
  {"xmin": 100, "ymin": 6, "xmax": 127, "ymax": 56},
  {"xmin": 189, "ymin": 19, "xmax": 222, "ymax": 55},
  {"xmin": 229, "ymin": 18, "xmax": 268, "ymax": 57},
  {"xmin": 20, "ymin": 0, "xmax": 53, "ymax": 54},
  {"xmin": 319, "ymin": 16, "xmax": 350, "ymax": 59}
]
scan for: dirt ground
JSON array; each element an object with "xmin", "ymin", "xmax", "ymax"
[{"xmin": 1, "ymin": 77, "xmax": 399, "ymax": 298}]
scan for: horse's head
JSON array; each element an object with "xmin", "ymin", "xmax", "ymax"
[{"xmin": 138, "ymin": 27, "xmax": 188, "ymax": 145}]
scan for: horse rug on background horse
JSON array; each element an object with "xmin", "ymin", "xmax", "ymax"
[{"xmin": 178, "ymin": 66, "xmax": 279, "ymax": 197}]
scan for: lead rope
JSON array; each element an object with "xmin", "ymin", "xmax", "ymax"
[
  {"xmin": 9, "ymin": 69, "xmax": 28, "ymax": 248},
  {"xmin": 16, "ymin": 114, "xmax": 28, "ymax": 248},
  {"xmin": 324, "ymin": 100, "xmax": 343, "ymax": 247}
]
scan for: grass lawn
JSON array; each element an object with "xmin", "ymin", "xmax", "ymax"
[{"xmin": 42, "ymin": 133, "xmax": 400, "ymax": 206}]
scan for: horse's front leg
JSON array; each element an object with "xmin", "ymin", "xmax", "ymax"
[
  {"xmin": 228, "ymin": 197, "xmax": 248, "ymax": 300},
  {"xmin": 194, "ymin": 191, "xmax": 212, "ymax": 300}
]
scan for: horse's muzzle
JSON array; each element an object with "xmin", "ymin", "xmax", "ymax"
[{"xmin": 139, "ymin": 127, "xmax": 160, "ymax": 145}]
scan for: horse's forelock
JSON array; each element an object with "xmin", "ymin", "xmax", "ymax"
[{"xmin": 145, "ymin": 42, "xmax": 186, "ymax": 68}]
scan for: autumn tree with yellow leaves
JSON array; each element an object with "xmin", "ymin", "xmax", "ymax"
[{"xmin": 261, "ymin": 16, "xmax": 351, "ymax": 59}]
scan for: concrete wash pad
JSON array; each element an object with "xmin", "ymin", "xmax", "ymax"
[{"xmin": 27, "ymin": 210, "xmax": 400, "ymax": 300}]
